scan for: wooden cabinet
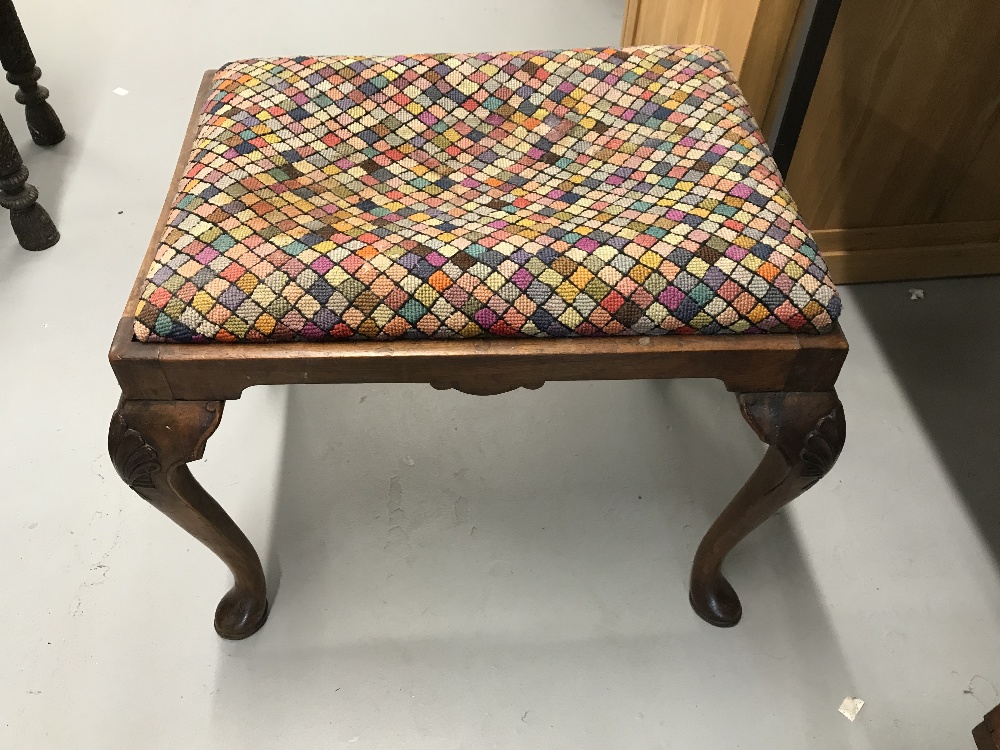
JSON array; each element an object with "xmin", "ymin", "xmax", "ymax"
[{"xmin": 621, "ymin": 0, "xmax": 1000, "ymax": 283}]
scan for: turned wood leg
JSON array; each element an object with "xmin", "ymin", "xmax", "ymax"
[
  {"xmin": 689, "ymin": 390, "xmax": 846, "ymax": 627},
  {"xmin": 0, "ymin": 111, "xmax": 57, "ymax": 250},
  {"xmin": 109, "ymin": 399, "xmax": 268, "ymax": 640},
  {"xmin": 0, "ymin": 0, "xmax": 65, "ymax": 146}
]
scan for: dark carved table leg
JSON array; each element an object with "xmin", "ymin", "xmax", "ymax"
[
  {"xmin": 109, "ymin": 399, "xmax": 269, "ymax": 639},
  {"xmin": 0, "ymin": 0, "xmax": 64, "ymax": 146},
  {"xmin": 690, "ymin": 391, "xmax": 845, "ymax": 627},
  {"xmin": 0, "ymin": 110, "xmax": 57, "ymax": 250}
]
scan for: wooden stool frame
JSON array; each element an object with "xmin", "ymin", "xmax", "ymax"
[{"xmin": 109, "ymin": 73, "xmax": 847, "ymax": 639}]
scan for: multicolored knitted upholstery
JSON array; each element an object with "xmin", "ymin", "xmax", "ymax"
[{"xmin": 134, "ymin": 46, "xmax": 841, "ymax": 342}]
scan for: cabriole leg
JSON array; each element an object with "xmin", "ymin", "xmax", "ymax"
[
  {"xmin": 690, "ymin": 391, "xmax": 846, "ymax": 627},
  {"xmin": 109, "ymin": 399, "xmax": 268, "ymax": 640}
]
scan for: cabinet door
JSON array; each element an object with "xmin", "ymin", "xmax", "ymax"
[{"xmin": 786, "ymin": 0, "xmax": 1000, "ymax": 281}]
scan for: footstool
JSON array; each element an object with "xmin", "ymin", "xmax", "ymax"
[{"xmin": 108, "ymin": 46, "xmax": 847, "ymax": 640}]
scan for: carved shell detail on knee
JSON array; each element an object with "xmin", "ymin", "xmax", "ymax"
[
  {"xmin": 109, "ymin": 413, "xmax": 160, "ymax": 491},
  {"xmin": 799, "ymin": 410, "xmax": 845, "ymax": 488}
]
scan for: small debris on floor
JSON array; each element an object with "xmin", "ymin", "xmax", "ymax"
[
  {"xmin": 839, "ymin": 697, "xmax": 865, "ymax": 721},
  {"xmin": 963, "ymin": 675, "xmax": 999, "ymax": 707},
  {"xmin": 908, "ymin": 288, "xmax": 924, "ymax": 300},
  {"xmin": 112, "ymin": 87, "xmax": 129, "ymax": 96}
]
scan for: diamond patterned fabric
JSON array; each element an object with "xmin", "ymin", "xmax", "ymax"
[{"xmin": 134, "ymin": 45, "xmax": 841, "ymax": 342}]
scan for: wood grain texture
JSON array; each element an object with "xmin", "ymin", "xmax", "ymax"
[
  {"xmin": 109, "ymin": 399, "xmax": 269, "ymax": 640},
  {"xmin": 110, "ymin": 317, "xmax": 848, "ymax": 401},
  {"xmin": 621, "ymin": 0, "xmax": 642, "ymax": 49},
  {"xmin": 740, "ymin": 0, "xmax": 808, "ymax": 130},
  {"xmin": 935, "ymin": 113, "xmax": 1000, "ymax": 225},
  {"xmin": 779, "ymin": 0, "xmax": 1000, "ymax": 280},
  {"xmin": 823, "ymin": 242, "xmax": 1000, "ymax": 284},
  {"xmin": 815, "ymin": 221, "xmax": 1000, "ymax": 283},
  {"xmin": 814, "ymin": 221, "xmax": 1000, "ymax": 252},
  {"xmin": 690, "ymin": 390, "xmax": 845, "ymax": 626},
  {"xmin": 786, "ymin": 0, "xmax": 1000, "ymax": 230},
  {"xmin": 621, "ymin": 0, "xmax": 761, "ymax": 73}
]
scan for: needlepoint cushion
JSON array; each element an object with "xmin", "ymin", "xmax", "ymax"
[{"xmin": 134, "ymin": 45, "xmax": 841, "ymax": 343}]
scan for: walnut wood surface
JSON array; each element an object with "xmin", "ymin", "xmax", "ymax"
[
  {"xmin": 975, "ymin": 723, "xmax": 998, "ymax": 750},
  {"xmin": 111, "ymin": 317, "xmax": 846, "ymax": 401},
  {"xmin": 690, "ymin": 390, "xmax": 845, "ymax": 626},
  {"xmin": 107, "ymin": 69, "xmax": 849, "ymax": 638},
  {"xmin": 109, "ymin": 399, "xmax": 268, "ymax": 639},
  {"xmin": 975, "ymin": 702, "xmax": 1000, "ymax": 750}
]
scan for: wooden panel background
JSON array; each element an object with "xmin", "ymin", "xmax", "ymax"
[
  {"xmin": 786, "ymin": 0, "xmax": 1000, "ymax": 230},
  {"xmin": 621, "ymin": 0, "xmax": 761, "ymax": 74},
  {"xmin": 741, "ymin": 0, "xmax": 809, "ymax": 134},
  {"xmin": 621, "ymin": 0, "xmax": 1000, "ymax": 283},
  {"xmin": 784, "ymin": 0, "xmax": 1000, "ymax": 282},
  {"xmin": 816, "ymin": 222, "xmax": 1000, "ymax": 283}
]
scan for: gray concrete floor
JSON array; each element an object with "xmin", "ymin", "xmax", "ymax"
[{"xmin": 2, "ymin": 1, "xmax": 999, "ymax": 748}]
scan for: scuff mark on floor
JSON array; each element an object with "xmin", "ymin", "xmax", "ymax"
[
  {"xmin": 91, "ymin": 455, "xmax": 107, "ymax": 483},
  {"xmin": 384, "ymin": 476, "xmax": 412, "ymax": 557},
  {"xmin": 82, "ymin": 563, "xmax": 110, "ymax": 587},
  {"xmin": 454, "ymin": 496, "xmax": 469, "ymax": 522},
  {"xmin": 964, "ymin": 674, "xmax": 999, "ymax": 709},
  {"xmin": 388, "ymin": 476, "xmax": 403, "ymax": 511},
  {"xmin": 70, "ymin": 507, "xmax": 126, "ymax": 613}
]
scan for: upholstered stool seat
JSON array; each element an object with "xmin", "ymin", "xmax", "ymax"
[
  {"xmin": 109, "ymin": 45, "xmax": 848, "ymax": 641},
  {"xmin": 134, "ymin": 46, "xmax": 840, "ymax": 343}
]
